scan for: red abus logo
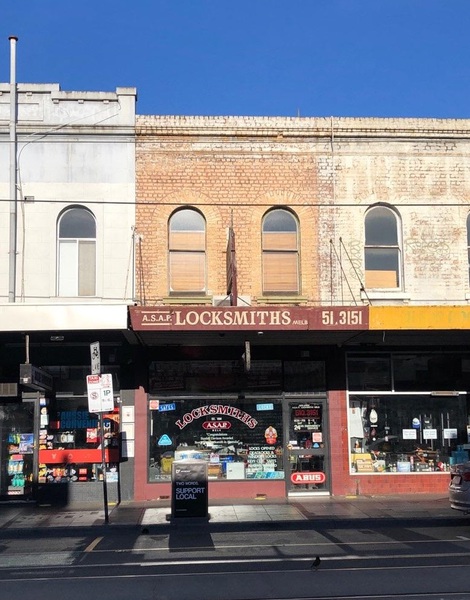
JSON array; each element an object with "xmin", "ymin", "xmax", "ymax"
[
  {"xmin": 291, "ymin": 472, "xmax": 326, "ymax": 484},
  {"xmin": 202, "ymin": 421, "xmax": 232, "ymax": 430}
]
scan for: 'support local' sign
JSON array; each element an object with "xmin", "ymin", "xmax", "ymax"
[
  {"xmin": 172, "ymin": 460, "xmax": 208, "ymax": 519},
  {"xmin": 129, "ymin": 306, "xmax": 368, "ymax": 331}
]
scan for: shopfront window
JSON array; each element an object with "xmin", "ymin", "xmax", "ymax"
[
  {"xmin": 38, "ymin": 397, "xmax": 120, "ymax": 484},
  {"xmin": 148, "ymin": 398, "xmax": 284, "ymax": 482},
  {"xmin": 347, "ymin": 356, "xmax": 391, "ymax": 391},
  {"xmin": 149, "ymin": 359, "xmax": 325, "ymax": 394},
  {"xmin": 37, "ymin": 366, "xmax": 121, "ymax": 485},
  {"xmin": 393, "ymin": 354, "xmax": 470, "ymax": 391},
  {"xmin": 349, "ymin": 393, "xmax": 467, "ymax": 473},
  {"xmin": 347, "ymin": 353, "xmax": 470, "ymax": 474}
]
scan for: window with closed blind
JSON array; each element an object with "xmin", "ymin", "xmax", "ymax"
[
  {"xmin": 262, "ymin": 209, "xmax": 299, "ymax": 294},
  {"xmin": 169, "ymin": 208, "xmax": 206, "ymax": 294},
  {"xmin": 364, "ymin": 205, "xmax": 402, "ymax": 289},
  {"xmin": 57, "ymin": 207, "xmax": 96, "ymax": 297}
]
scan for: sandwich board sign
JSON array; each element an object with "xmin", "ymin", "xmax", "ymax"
[{"xmin": 87, "ymin": 374, "xmax": 114, "ymax": 413}]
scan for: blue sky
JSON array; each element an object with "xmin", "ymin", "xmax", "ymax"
[{"xmin": 2, "ymin": 1, "xmax": 470, "ymax": 119}]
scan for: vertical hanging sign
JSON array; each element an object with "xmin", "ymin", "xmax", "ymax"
[{"xmin": 90, "ymin": 342, "xmax": 101, "ymax": 375}]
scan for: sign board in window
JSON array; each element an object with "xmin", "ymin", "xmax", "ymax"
[{"xmin": 292, "ymin": 403, "xmax": 322, "ymax": 433}]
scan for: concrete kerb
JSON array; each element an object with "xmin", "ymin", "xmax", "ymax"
[{"xmin": 0, "ymin": 494, "xmax": 461, "ymax": 531}]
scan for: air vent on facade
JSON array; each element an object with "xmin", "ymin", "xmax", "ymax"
[
  {"xmin": 212, "ymin": 295, "xmax": 251, "ymax": 307},
  {"xmin": 0, "ymin": 383, "xmax": 18, "ymax": 397}
]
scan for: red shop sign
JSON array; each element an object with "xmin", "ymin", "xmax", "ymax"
[
  {"xmin": 291, "ymin": 471, "xmax": 326, "ymax": 485},
  {"xmin": 202, "ymin": 421, "xmax": 232, "ymax": 430},
  {"xmin": 39, "ymin": 448, "xmax": 119, "ymax": 465}
]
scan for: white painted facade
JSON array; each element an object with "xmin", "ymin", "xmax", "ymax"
[{"xmin": 0, "ymin": 83, "xmax": 136, "ymax": 306}]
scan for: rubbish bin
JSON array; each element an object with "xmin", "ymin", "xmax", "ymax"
[{"xmin": 171, "ymin": 459, "xmax": 208, "ymax": 519}]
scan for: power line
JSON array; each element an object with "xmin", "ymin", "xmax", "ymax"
[{"xmin": 0, "ymin": 197, "xmax": 467, "ymax": 208}]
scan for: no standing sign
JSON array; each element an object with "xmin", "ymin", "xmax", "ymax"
[{"xmin": 87, "ymin": 373, "xmax": 114, "ymax": 413}]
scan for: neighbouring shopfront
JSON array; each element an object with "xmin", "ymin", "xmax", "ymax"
[
  {"xmin": 0, "ymin": 305, "xmax": 130, "ymax": 504},
  {"xmin": 35, "ymin": 366, "xmax": 121, "ymax": 504},
  {"xmin": 0, "ymin": 342, "xmax": 125, "ymax": 504}
]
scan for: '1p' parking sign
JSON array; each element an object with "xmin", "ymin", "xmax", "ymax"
[{"xmin": 87, "ymin": 374, "xmax": 114, "ymax": 412}]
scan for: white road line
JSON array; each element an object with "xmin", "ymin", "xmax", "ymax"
[
  {"xmin": 84, "ymin": 537, "xmax": 103, "ymax": 553},
  {"xmin": 140, "ymin": 551, "xmax": 470, "ymax": 567},
  {"xmin": 1, "ymin": 561, "xmax": 470, "ymax": 584},
  {"xmin": 91, "ymin": 536, "xmax": 470, "ymax": 554}
]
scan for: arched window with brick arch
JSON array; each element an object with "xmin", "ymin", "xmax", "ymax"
[
  {"xmin": 364, "ymin": 205, "xmax": 402, "ymax": 289},
  {"xmin": 169, "ymin": 208, "xmax": 206, "ymax": 294},
  {"xmin": 262, "ymin": 208, "xmax": 299, "ymax": 294},
  {"xmin": 57, "ymin": 206, "xmax": 96, "ymax": 296}
]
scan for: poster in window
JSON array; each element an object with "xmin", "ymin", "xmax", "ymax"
[{"xmin": 292, "ymin": 403, "xmax": 322, "ymax": 433}]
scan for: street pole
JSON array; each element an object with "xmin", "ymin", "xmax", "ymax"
[
  {"xmin": 9, "ymin": 35, "xmax": 18, "ymax": 303},
  {"xmin": 89, "ymin": 341, "xmax": 109, "ymax": 524},
  {"xmin": 100, "ymin": 412, "xmax": 109, "ymax": 524}
]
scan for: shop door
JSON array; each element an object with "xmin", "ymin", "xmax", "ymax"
[{"xmin": 285, "ymin": 399, "xmax": 330, "ymax": 495}]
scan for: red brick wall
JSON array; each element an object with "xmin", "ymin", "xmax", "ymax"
[{"xmin": 136, "ymin": 122, "xmax": 325, "ymax": 305}]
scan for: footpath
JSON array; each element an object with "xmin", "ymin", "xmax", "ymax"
[{"xmin": 0, "ymin": 493, "xmax": 463, "ymax": 531}]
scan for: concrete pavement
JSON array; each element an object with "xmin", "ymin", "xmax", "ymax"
[{"xmin": 0, "ymin": 493, "xmax": 463, "ymax": 530}]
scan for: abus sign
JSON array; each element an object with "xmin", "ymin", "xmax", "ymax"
[
  {"xmin": 202, "ymin": 421, "xmax": 231, "ymax": 431},
  {"xmin": 290, "ymin": 472, "xmax": 326, "ymax": 485}
]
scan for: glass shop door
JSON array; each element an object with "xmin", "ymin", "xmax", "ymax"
[{"xmin": 285, "ymin": 398, "xmax": 330, "ymax": 495}]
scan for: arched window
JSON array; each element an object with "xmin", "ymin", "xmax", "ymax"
[
  {"xmin": 364, "ymin": 205, "xmax": 401, "ymax": 289},
  {"xmin": 57, "ymin": 207, "xmax": 96, "ymax": 296},
  {"xmin": 169, "ymin": 208, "xmax": 206, "ymax": 293},
  {"xmin": 262, "ymin": 208, "xmax": 299, "ymax": 294},
  {"xmin": 466, "ymin": 214, "xmax": 470, "ymax": 284}
]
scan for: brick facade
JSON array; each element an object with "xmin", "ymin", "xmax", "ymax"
[{"xmin": 136, "ymin": 115, "xmax": 470, "ymax": 307}]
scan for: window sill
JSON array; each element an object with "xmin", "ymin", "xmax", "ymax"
[
  {"xmin": 361, "ymin": 290, "xmax": 411, "ymax": 302},
  {"xmin": 256, "ymin": 296, "xmax": 309, "ymax": 305},
  {"xmin": 162, "ymin": 296, "xmax": 212, "ymax": 305}
]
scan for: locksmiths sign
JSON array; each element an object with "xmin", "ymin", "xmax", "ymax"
[{"xmin": 129, "ymin": 306, "xmax": 368, "ymax": 331}]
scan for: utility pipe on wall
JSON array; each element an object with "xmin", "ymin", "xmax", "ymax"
[{"xmin": 9, "ymin": 35, "xmax": 18, "ymax": 303}]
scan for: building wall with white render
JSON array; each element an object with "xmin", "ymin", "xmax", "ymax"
[{"xmin": 0, "ymin": 83, "xmax": 137, "ymax": 304}]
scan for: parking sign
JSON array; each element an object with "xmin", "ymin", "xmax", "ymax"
[{"xmin": 87, "ymin": 374, "xmax": 114, "ymax": 412}]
